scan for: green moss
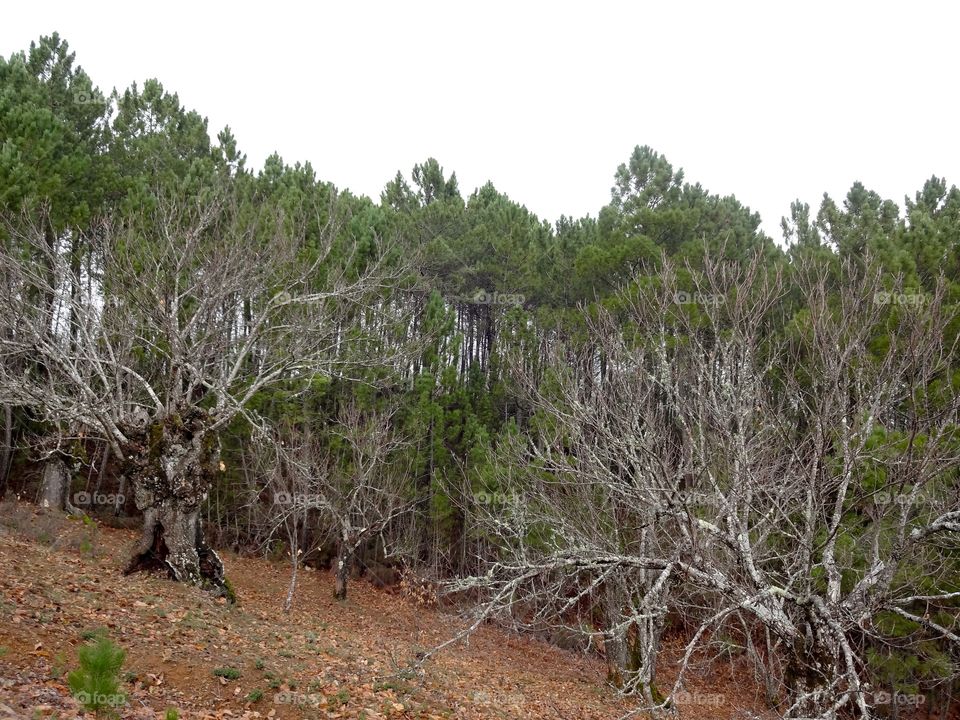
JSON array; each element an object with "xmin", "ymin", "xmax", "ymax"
[
  {"xmin": 222, "ymin": 576, "xmax": 238, "ymax": 604},
  {"xmin": 70, "ymin": 438, "xmax": 89, "ymax": 464},
  {"xmin": 148, "ymin": 423, "xmax": 165, "ymax": 461},
  {"xmin": 202, "ymin": 432, "xmax": 217, "ymax": 455}
]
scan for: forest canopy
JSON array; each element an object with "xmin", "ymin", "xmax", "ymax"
[{"xmin": 2, "ymin": 33, "xmax": 960, "ymax": 720}]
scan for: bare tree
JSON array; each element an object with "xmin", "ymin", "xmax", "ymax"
[
  {"xmin": 0, "ymin": 187, "xmax": 411, "ymax": 596},
  {"xmin": 448, "ymin": 252, "xmax": 960, "ymax": 719},
  {"xmin": 255, "ymin": 401, "xmax": 415, "ymax": 604},
  {"xmin": 249, "ymin": 429, "xmax": 330, "ymax": 613}
]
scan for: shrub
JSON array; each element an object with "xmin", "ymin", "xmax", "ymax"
[
  {"xmin": 81, "ymin": 627, "xmax": 108, "ymax": 641},
  {"xmin": 67, "ymin": 636, "xmax": 127, "ymax": 715},
  {"xmin": 212, "ymin": 666, "xmax": 241, "ymax": 680}
]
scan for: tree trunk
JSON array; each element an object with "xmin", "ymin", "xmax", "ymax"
[
  {"xmin": 334, "ymin": 536, "xmax": 353, "ymax": 601},
  {"xmin": 604, "ymin": 580, "xmax": 633, "ymax": 688},
  {"xmin": 284, "ymin": 549, "xmax": 299, "ymax": 613},
  {"xmin": 40, "ymin": 455, "xmax": 80, "ymax": 514},
  {"xmin": 783, "ymin": 623, "xmax": 839, "ymax": 719},
  {"xmin": 603, "ymin": 578, "xmax": 664, "ymax": 704},
  {"xmin": 0, "ymin": 404, "xmax": 11, "ymax": 493},
  {"xmin": 605, "ymin": 630, "xmax": 630, "ymax": 688},
  {"xmin": 125, "ymin": 500, "xmax": 226, "ymax": 589},
  {"xmin": 121, "ymin": 410, "xmax": 231, "ymax": 600},
  {"xmin": 41, "ymin": 455, "xmax": 70, "ymax": 510},
  {"xmin": 93, "ymin": 443, "xmax": 109, "ymax": 498}
]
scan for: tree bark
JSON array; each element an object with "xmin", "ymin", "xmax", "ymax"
[
  {"xmin": 603, "ymin": 578, "xmax": 663, "ymax": 704},
  {"xmin": 334, "ymin": 534, "xmax": 353, "ymax": 601},
  {"xmin": 121, "ymin": 410, "xmax": 231, "ymax": 599},
  {"xmin": 604, "ymin": 580, "xmax": 633, "ymax": 688},
  {"xmin": 284, "ymin": 550, "xmax": 299, "ymax": 613},
  {"xmin": 40, "ymin": 455, "xmax": 70, "ymax": 510},
  {"xmin": 333, "ymin": 543, "xmax": 353, "ymax": 600},
  {"xmin": 783, "ymin": 621, "xmax": 839, "ymax": 719},
  {"xmin": 125, "ymin": 500, "xmax": 225, "ymax": 588},
  {"xmin": 40, "ymin": 455, "xmax": 81, "ymax": 514},
  {"xmin": 0, "ymin": 404, "xmax": 11, "ymax": 492}
]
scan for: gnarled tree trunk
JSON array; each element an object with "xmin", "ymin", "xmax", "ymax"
[
  {"xmin": 603, "ymin": 577, "xmax": 665, "ymax": 705},
  {"xmin": 40, "ymin": 454, "xmax": 81, "ymax": 515},
  {"xmin": 783, "ymin": 619, "xmax": 841, "ymax": 719},
  {"xmin": 121, "ymin": 409, "xmax": 231, "ymax": 600}
]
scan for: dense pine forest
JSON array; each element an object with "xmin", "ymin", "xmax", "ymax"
[{"xmin": 2, "ymin": 33, "xmax": 960, "ymax": 720}]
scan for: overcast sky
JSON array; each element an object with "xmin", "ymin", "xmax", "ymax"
[{"xmin": 3, "ymin": 1, "xmax": 959, "ymax": 239}]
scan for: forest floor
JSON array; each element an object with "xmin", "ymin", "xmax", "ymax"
[{"xmin": 0, "ymin": 501, "xmax": 775, "ymax": 720}]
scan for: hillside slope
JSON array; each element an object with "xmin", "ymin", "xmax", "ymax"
[{"xmin": 0, "ymin": 503, "xmax": 770, "ymax": 719}]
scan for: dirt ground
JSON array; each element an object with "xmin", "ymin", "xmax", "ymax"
[{"xmin": 0, "ymin": 502, "xmax": 773, "ymax": 719}]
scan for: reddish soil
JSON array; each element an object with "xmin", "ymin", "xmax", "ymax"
[{"xmin": 0, "ymin": 503, "xmax": 774, "ymax": 719}]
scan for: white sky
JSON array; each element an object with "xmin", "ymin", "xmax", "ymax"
[{"xmin": 3, "ymin": 0, "xmax": 959, "ymax": 239}]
